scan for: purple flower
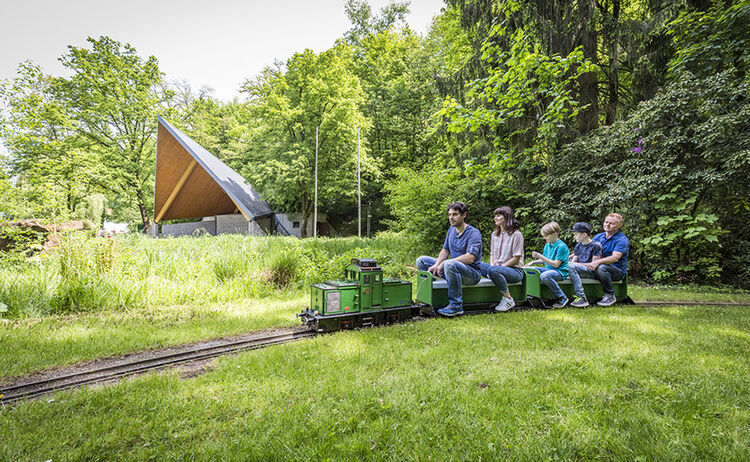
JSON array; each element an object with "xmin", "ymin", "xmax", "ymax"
[
  {"xmin": 632, "ymin": 146, "xmax": 642, "ymax": 153},
  {"xmin": 637, "ymin": 138, "xmax": 644, "ymax": 145},
  {"xmin": 633, "ymin": 127, "xmax": 639, "ymax": 133}
]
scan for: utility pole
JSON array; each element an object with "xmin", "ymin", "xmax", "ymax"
[
  {"xmin": 357, "ymin": 128, "xmax": 361, "ymax": 238},
  {"xmin": 314, "ymin": 126, "xmax": 318, "ymax": 238}
]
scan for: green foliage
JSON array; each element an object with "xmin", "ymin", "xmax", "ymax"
[
  {"xmin": 0, "ymin": 232, "xmax": 418, "ymax": 318},
  {"xmin": 240, "ymin": 45, "xmax": 377, "ymax": 236},
  {"xmin": 668, "ymin": 0, "xmax": 750, "ymax": 78},
  {"xmin": 265, "ymin": 249, "xmax": 299, "ymax": 289},
  {"xmin": 546, "ymin": 72, "xmax": 750, "ymax": 285},
  {"xmin": 0, "ymin": 225, "xmax": 45, "ymax": 261},
  {"xmin": 1, "ymin": 37, "xmax": 166, "ymax": 228},
  {"xmin": 384, "ymin": 161, "xmax": 526, "ymax": 258},
  {"xmin": 440, "ymin": 23, "xmax": 591, "ymax": 170}
]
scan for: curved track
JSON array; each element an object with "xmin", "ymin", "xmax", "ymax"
[{"xmin": 0, "ymin": 329, "xmax": 316, "ymax": 405}]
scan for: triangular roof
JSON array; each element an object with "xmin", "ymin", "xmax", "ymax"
[{"xmin": 153, "ymin": 116, "xmax": 273, "ymax": 223}]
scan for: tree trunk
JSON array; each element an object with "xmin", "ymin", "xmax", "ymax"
[
  {"xmin": 136, "ymin": 188, "xmax": 150, "ymax": 231},
  {"xmin": 606, "ymin": 0, "xmax": 621, "ymax": 125},
  {"xmin": 577, "ymin": 0, "xmax": 599, "ymax": 134},
  {"xmin": 300, "ymin": 194, "xmax": 313, "ymax": 238}
]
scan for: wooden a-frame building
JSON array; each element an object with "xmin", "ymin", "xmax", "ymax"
[{"xmin": 152, "ymin": 116, "xmax": 290, "ymax": 237}]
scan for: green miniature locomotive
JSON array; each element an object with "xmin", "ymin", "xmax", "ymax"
[{"xmin": 298, "ymin": 258, "xmax": 417, "ymax": 332}]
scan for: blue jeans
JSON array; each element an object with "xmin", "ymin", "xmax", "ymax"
[
  {"xmin": 479, "ymin": 262, "xmax": 524, "ymax": 294},
  {"xmin": 539, "ymin": 268, "xmax": 565, "ymax": 300},
  {"xmin": 569, "ymin": 263, "xmax": 596, "ymax": 299},
  {"xmin": 417, "ymin": 255, "xmax": 481, "ymax": 308},
  {"xmin": 595, "ymin": 264, "xmax": 624, "ymax": 295}
]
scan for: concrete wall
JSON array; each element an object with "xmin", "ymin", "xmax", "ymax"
[
  {"xmin": 248, "ymin": 220, "xmax": 266, "ymax": 236},
  {"xmin": 276, "ymin": 213, "xmax": 335, "ymax": 238},
  {"xmin": 158, "ymin": 213, "xmax": 322, "ymax": 238},
  {"xmin": 160, "ymin": 220, "xmax": 216, "ymax": 237},
  {"xmin": 216, "ymin": 214, "xmax": 249, "ymax": 235}
]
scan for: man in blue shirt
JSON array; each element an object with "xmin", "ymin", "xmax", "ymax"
[
  {"xmin": 587, "ymin": 213, "xmax": 629, "ymax": 306},
  {"xmin": 416, "ymin": 202, "xmax": 482, "ymax": 317}
]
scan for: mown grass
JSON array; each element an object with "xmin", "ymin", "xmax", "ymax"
[
  {"xmin": 629, "ymin": 284, "xmax": 750, "ymax": 303},
  {"xmin": 2, "ymin": 305, "xmax": 749, "ymax": 461},
  {"xmin": 0, "ymin": 294, "xmax": 305, "ymax": 379}
]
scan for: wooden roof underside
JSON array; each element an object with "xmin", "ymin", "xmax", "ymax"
[{"xmin": 153, "ymin": 117, "xmax": 273, "ymax": 223}]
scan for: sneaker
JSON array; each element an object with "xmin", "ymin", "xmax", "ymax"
[
  {"xmin": 494, "ymin": 297, "xmax": 515, "ymax": 312},
  {"xmin": 597, "ymin": 294, "xmax": 617, "ymax": 306},
  {"xmin": 437, "ymin": 306, "xmax": 464, "ymax": 317},
  {"xmin": 571, "ymin": 297, "xmax": 590, "ymax": 308},
  {"xmin": 552, "ymin": 296, "xmax": 569, "ymax": 308}
]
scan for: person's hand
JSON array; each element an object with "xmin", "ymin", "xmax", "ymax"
[
  {"xmin": 531, "ymin": 251, "xmax": 543, "ymax": 260},
  {"xmin": 428, "ymin": 262, "xmax": 444, "ymax": 277},
  {"xmin": 586, "ymin": 260, "xmax": 601, "ymax": 271}
]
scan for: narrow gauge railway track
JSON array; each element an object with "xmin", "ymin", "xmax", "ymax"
[
  {"xmin": 0, "ymin": 329, "xmax": 316, "ymax": 405},
  {"xmin": 632, "ymin": 300, "xmax": 750, "ymax": 307}
]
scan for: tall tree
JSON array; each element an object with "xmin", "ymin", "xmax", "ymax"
[
  {"xmin": 52, "ymin": 36, "xmax": 166, "ymax": 229},
  {"xmin": 0, "ymin": 62, "xmax": 95, "ymax": 218},
  {"xmin": 241, "ymin": 45, "xmax": 377, "ymax": 237}
]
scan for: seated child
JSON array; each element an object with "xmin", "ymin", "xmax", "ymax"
[
  {"xmin": 527, "ymin": 221, "xmax": 570, "ymax": 307},
  {"xmin": 567, "ymin": 222, "xmax": 603, "ymax": 307}
]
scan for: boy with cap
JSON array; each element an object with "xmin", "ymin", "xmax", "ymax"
[{"xmin": 568, "ymin": 222, "xmax": 603, "ymax": 308}]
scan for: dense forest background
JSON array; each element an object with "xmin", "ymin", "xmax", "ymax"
[{"xmin": 1, "ymin": 0, "xmax": 748, "ymax": 286}]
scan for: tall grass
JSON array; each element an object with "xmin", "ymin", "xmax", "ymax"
[{"xmin": 0, "ymin": 231, "xmax": 417, "ymax": 318}]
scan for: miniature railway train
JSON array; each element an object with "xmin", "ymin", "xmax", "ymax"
[{"xmin": 298, "ymin": 258, "xmax": 633, "ymax": 332}]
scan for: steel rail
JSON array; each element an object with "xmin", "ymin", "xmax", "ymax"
[
  {"xmin": 0, "ymin": 330, "xmax": 316, "ymax": 405},
  {"xmin": 632, "ymin": 301, "xmax": 750, "ymax": 307}
]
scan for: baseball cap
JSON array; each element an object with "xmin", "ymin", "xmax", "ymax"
[{"xmin": 570, "ymin": 222, "xmax": 592, "ymax": 234}]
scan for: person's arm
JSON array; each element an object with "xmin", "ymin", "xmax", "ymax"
[
  {"xmin": 428, "ymin": 248, "xmax": 451, "ymax": 276},
  {"xmin": 571, "ymin": 255, "xmax": 579, "ymax": 262},
  {"xmin": 454, "ymin": 252, "xmax": 477, "ymax": 265},
  {"xmin": 587, "ymin": 239, "xmax": 625, "ymax": 270},
  {"xmin": 586, "ymin": 251, "xmax": 622, "ymax": 270},
  {"xmin": 502, "ymin": 255, "xmax": 521, "ymax": 267},
  {"xmin": 531, "ymin": 251, "xmax": 562, "ymax": 268},
  {"xmin": 457, "ymin": 228, "xmax": 482, "ymax": 266},
  {"xmin": 489, "ymin": 235, "xmax": 497, "ymax": 266},
  {"xmin": 501, "ymin": 232, "xmax": 522, "ymax": 267}
]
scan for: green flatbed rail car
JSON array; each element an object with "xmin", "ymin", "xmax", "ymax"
[
  {"xmin": 524, "ymin": 267, "xmax": 633, "ymax": 305},
  {"xmin": 415, "ymin": 270, "xmax": 535, "ymax": 315}
]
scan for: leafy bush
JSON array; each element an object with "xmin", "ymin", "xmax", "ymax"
[{"xmin": 545, "ymin": 72, "xmax": 750, "ymax": 285}]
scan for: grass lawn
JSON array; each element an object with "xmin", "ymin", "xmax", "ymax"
[
  {"xmin": 2, "ymin": 285, "xmax": 749, "ymax": 380},
  {"xmin": 2, "ymin": 304, "xmax": 749, "ymax": 461},
  {"xmin": 0, "ymin": 292, "xmax": 305, "ymax": 379}
]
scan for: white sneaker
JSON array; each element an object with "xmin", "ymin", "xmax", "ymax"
[
  {"xmin": 495, "ymin": 297, "xmax": 515, "ymax": 312},
  {"xmin": 597, "ymin": 294, "xmax": 617, "ymax": 306}
]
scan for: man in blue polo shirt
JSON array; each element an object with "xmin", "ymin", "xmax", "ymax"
[
  {"xmin": 586, "ymin": 213, "xmax": 629, "ymax": 306},
  {"xmin": 416, "ymin": 202, "xmax": 482, "ymax": 317}
]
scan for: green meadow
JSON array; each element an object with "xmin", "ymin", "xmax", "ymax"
[
  {"xmin": 2, "ymin": 234, "xmax": 750, "ymax": 461},
  {"xmin": 2, "ymin": 305, "xmax": 749, "ymax": 461}
]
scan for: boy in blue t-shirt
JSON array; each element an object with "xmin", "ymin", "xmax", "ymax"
[
  {"xmin": 567, "ymin": 222, "xmax": 603, "ymax": 308},
  {"xmin": 529, "ymin": 221, "xmax": 570, "ymax": 307}
]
